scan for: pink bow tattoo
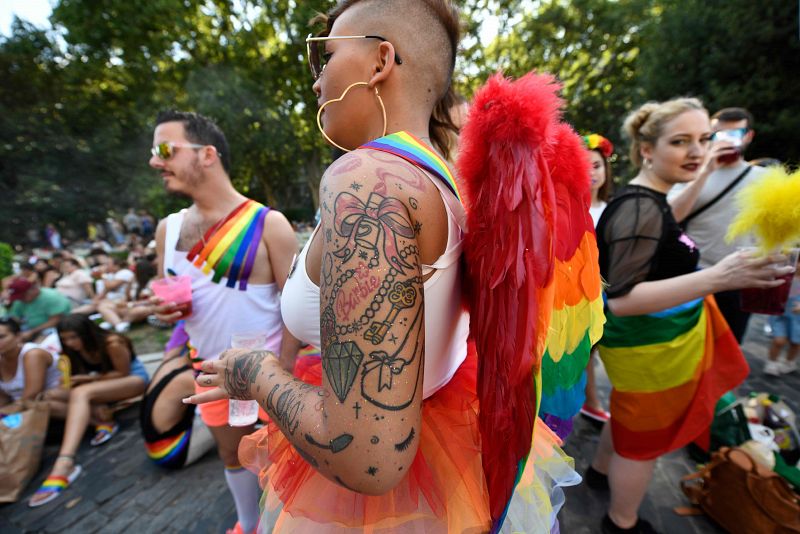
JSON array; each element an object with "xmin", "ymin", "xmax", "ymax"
[{"xmin": 334, "ymin": 192, "xmax": 415, "ymax": 274}]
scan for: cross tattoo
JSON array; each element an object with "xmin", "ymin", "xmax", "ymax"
[{"xmin": 353, "ymin": 401, "xmax": 361, "ymax": 419}]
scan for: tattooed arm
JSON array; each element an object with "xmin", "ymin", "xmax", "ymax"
[{"xmin": 188, "ymin": 151, "xmax": 431, "ymax": 495}]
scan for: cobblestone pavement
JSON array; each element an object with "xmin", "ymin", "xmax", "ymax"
[
  {"xmin": 1, "ymin": 316, "xmax": 796, "ymax": 533},
  {"xmin": 560, "ymin": 315, "xmax": 799, "ymax": 533}
]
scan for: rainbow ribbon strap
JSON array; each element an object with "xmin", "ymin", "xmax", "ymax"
[
  {"xmin": 186, "ymin": 199, "xmax": 270, "ymax": 290},
  {"xmin": 360, "ymin": 131, "xmax": 461, "ymax": 202}
]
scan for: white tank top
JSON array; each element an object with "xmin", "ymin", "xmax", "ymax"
[
  {"xmin": 281, "ymin": 175, "xmax": 470, "ymax": 399},
  {"xmin": 0, "ymin": 343, "xmax": 62, "ymax": 401},
  {"xmin": 164, "ymin": 210, "xmax": 283, "ymax": 360}
]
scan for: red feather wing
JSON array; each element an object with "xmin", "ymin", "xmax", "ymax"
[{"xmin": 458, "ymin": 72, "xmax": 564, "ymax": 530}]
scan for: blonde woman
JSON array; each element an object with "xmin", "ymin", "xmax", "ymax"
[{"xmin": 588, "ymin": 98, "xmax": 793, "ymax": 534}]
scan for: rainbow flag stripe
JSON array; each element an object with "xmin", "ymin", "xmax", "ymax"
[
  {"xmin": 145, "ymin": 429, "xmax": 190, "ymax": 467},
  {"xmin": 598, "ymin": 296, "xmax": 748, "ymax": 460},
  {"xmin": 360, "ymin": 131, "xmax": 461, "ymax": 201},
  {"xmin": 297, "ymin": 345, "xmax": 321, "ymax": 359},
  {"xmin": 539, "ymin": 231, "xmax": 605, "ymax": 421},
  {"xmin": 39, "ymin": 476, "xmax": 69, "ymax": 491},
  {"xmin": 187, "ymin": 199, "xmax": 270, "ymax": 290}
]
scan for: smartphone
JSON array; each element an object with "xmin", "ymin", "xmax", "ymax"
[
  {"xmin": 712, "ymin": 128, "xmax": 745, "ymax": 147},
  {"xmin": 712, "ymin": 128, "xmax": 746, "ymax": 164}
]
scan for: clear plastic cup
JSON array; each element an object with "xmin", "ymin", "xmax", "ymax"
[
  {"xmin": 228, "ymin": 332, "xmax": 268, "ymax": 427},
  {"xmin": 739, "ymin": 248, "xmax": 800, "ymax": 315},
  {"xmin": 150, "ymin": 275, "xmax": 193, "ymax": 319}
]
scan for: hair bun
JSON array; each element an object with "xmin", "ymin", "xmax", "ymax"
[{"xmin": 622, "ymin": 102, "xmax": 659, "ymax": 141}]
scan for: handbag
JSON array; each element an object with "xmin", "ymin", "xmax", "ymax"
[
  {"xmin": 0, "ymin": 400, "xmax": 50, "ymax": 502},
  {"xmin": 680, "ymin": 446, "xmax": 800, "ymax": 533}
]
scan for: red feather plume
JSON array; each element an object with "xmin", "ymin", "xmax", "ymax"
[
  {"xmin": 457, "ymin": 72, "xmax": 565, "ymax": 530},
  {"xmin": 546, "ymin": 123, "xmax": 594, "ymax": 261}
]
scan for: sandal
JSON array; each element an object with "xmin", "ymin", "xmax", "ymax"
[
  {"xmin": 28, "ymin": 458, "xmax": 82, "ymax": 508},
  {"xmin": 90, "ymin": 422, "xmax": 119, "ymax": 446}
]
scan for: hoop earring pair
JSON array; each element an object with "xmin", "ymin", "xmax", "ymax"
[{"xmin": 316, "ymin": 82, "xmax": 387, "ymax": 152}]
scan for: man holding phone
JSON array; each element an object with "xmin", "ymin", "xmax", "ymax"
[{"xmin": 670, "ymin": 107, "xmax": 768, "ymax": 344}]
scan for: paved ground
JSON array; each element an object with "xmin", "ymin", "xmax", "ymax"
[
  {"xmin": 560, "ymin": 315, "xmax": 800, "ymax": 534},
  {"xmin": 1, "ymin": 315, "xmax": 797, "ymax": 533}
]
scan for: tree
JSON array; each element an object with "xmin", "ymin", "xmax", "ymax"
[
  {"xmin": 460, "ymin": 0, "xmax": 658, "ymax": 178},
  {"xmin": 638, "ymin": 0, "xmax": 800, "ymax": 165}
]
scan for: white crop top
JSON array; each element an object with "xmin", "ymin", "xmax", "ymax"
[
  {"xmin": 281, "ymin": 174, "xmax": 470, "ymax": 399},
  {"xmin": 0, "ymin": 343, "xmax": 62, "ymax": 401}
]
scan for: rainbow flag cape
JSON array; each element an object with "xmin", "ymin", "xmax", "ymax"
[
  {"xmin": 538, "ymin": 230, "xmax": 605, "ymax": 435},
  {"xmin": 186, "ymin": 199, "xmax": 270, "ymax": 290},
  {"xmin": 598, "ymin": 296, "xmax": 748, "ymax": 460},
  {"xmin": 360, "ymin": 131, "xmax": 461, "ymax": 201}
]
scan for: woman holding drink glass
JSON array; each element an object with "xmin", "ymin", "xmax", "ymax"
[{"xmin": 586, "ymin": 98, "xmax": 794, "ymax": 534}]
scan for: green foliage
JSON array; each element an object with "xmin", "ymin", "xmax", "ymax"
[
  {"xmin": 0, "ymin": 242, "xmax": 13, "ymax": 278},
  {"xmin": 638, "ymin": 0, "xmax": 800, "ymax": 166},
  {"xmin": 1, "ymin": 0, "xmax": 798, "ymax": 244}
]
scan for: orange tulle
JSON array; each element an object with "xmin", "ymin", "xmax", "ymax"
[{"xmin": 239, "ymin": 350, "xmax": 493, "ymax": 533}]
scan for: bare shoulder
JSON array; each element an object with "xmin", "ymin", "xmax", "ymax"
[
  {"xmin": 262, "ymin": 209, "xmax": 299, "ymax": 257},
  {"xmin": 105, "ymin": 335, "xmax": 131, "ymax": 353},
  {"xmin": 23, "ymin": 348, "xmax": 53, "ymax": 366},
  {"xmin": 264, "ymin": 209, "xmax": 295, "ymax": 235},
  {"xmin": 319, "ymin": 149, "xmax": 448, "ymax": 263}
]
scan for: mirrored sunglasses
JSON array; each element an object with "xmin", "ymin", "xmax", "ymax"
[{"xmin": 151, "ymin": 141, "xmax": 207, "ymax": 160}]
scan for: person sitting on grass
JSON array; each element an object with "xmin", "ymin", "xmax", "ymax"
[
  {"xmin": 55, "ymin": 258, "xmax": 96, "ymax": 314},
  {"xmin": 95, "ymin": 257, "xmax": 135, "ymax": 333},
  {"xmin": 29, "ymin": 314, "xmax": 148, "ymax": 508},
  {"xmin": 0, "ymin": 317, "xmax": 63, "ymax": 407},
  {"xmin": 6, "ymin": 277, "xmax": 72, "ymax": 342}
]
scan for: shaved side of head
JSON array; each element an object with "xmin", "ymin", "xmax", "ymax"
[{"xmin": 327, "ymin": 0, "xmax": 459, "ymax": 108}]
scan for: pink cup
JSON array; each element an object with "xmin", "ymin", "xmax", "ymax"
[{"xmin": 151, "ymin": 275, "xmax": 193, "ymax": 319}]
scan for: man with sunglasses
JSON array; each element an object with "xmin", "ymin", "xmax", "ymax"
[
  {"xmin": 148, "ymin": 110, "xmax": 298, "ymax": 534},
  {"xmin": 669, "ymin": 107, "xmax": 769, "ymax": 345}
]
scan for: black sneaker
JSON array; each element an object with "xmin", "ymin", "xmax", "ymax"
[
  {"xmin": 585, "ymin": 466, "xmax": 609, "ymax": 491},
  {"xmin": 601, "ymin": 514, "xmax": 660, "ymax": 534}
]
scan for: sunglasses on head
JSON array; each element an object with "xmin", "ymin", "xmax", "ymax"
[
  {"xmin": 305, "ymin": 34, "xmax": 403, "ymax": 80},
  {"xmin": 151, "ymin": 141, "xmax": 215, "ymax": 160}
]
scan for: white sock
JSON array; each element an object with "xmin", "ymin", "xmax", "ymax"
[{"xmin": 224, "ymin": 466, "xmax": 261, "ymax": 533}]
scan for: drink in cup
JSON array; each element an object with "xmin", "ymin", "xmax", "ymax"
[
  {"xmin": 151, "ymin": 275, "xmax": 193, "ymax": 319},
  {"xmin": 228, "ymin": 332, "xmax": 267, "ymax": 427},
  {"xmin": 739, "ymin": 248, "xmax": 799, "ymax": 315},
  {"xmin": 713, "ymin": 128, "xmax": 746, "ymax": 165}
]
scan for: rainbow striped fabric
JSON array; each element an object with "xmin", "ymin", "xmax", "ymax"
[
  {"xmin": 598, "ymin": 296, "xmax": 748, "ymax": 460},
  {"xmin": 145, "ymin": 429, "xmax": 191, "ymax": 468},
  {"xmin": 360, "ymin": 131, "xmax": 461, "ymax": 201},
  {"xmin": 539, "ymin": 231, "xmax": 605, "ymax": 427},
  {"xmin": 186, "ymin": 199, "xmax": 270, "ymax": 290},
  {"xmin": 37, "ymin": 476, "xmax": 69, "ymax": 492}
]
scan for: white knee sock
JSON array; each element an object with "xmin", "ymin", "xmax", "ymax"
[{"xmin": 224, "ymin": 466, "xmax": 261, "ymax": 533}]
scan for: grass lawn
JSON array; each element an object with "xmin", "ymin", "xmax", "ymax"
[{"xmin": 127, "ymin": 322, "xmax": 172, "ymax": 355}]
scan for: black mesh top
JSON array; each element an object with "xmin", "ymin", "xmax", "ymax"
[{"xmin": 597, "ymin": 185, "xmax": 700, "ymax": 299}]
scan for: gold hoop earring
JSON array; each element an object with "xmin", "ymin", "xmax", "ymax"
[{"xmin": 316, "ymin": 81, "xmax": 387, "ymax": 152}]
